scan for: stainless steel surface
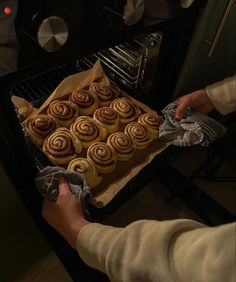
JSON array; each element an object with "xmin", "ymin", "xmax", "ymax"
[
  {"xmin": 37, "ymin": 16, "xmax": 68, "ymax": 52},
  {"xmin": 77, "ymin": 32, "xmax": 162, "ymax": 93},
  {"xmin": 207, "ymin": 0, "xmax": 235, "ymax": 57},
  {"xmin": 180, "ymin": 0, "xmax": 195, "ymax": 8},
  {"xmin": 123, "ymin": 0, "xmax": 144, "ymax": 25}
]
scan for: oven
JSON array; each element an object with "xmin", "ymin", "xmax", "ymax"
[{"xmin": 1, "ymin": 1, "xmax": 234, "ymax": 281}]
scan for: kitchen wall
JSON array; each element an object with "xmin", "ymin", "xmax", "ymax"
[{"xmin": 0, "ymin": 164, "xmax": 50, "ymax": 282}]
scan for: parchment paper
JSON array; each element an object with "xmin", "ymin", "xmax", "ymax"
[{"xmin": 12, "ymin": 60, "xmax": 168, "ymax": 207}]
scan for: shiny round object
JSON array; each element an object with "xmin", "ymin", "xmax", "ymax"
[
  {"xmin": 123, "ymin": 0, "xmax": 144, "ymax": 25},
  {"xmin": 37, "ymin": 16, "xmax": 68, "ymax": 52},
  {"xmin": 180, "ymin": 0, "xmax": 195, "ymax": 8}
]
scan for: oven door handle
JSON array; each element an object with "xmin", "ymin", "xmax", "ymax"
[{"xmin": 206, "ymin": 0, "xmax": 235, "ymax": 58}]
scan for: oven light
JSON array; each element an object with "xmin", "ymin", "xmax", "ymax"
[{"xmin": 3, "ymin": 6, "xmax": 12, "ymax": 15}]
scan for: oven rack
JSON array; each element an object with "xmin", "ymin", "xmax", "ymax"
[
  {"xmin": 77, "ymin": 43, "xmax": 145, "ymax": 93},
  {"xmin": 11, "ymin": 61, "xmax": 82, "ymax": 106},
  {"xmin": 77, "ymin": 32, "xmax": 162, "ymax": 94},
  {"xmin": 11, "ymin": 32, "xmax": 162, "ymax": 106}
]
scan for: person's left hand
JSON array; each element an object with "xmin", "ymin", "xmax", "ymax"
[{"xmin": 42, "ymin": 177, "xmax": 89, "ymax": 249}]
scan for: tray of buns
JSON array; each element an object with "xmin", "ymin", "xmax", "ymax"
[{"xmin": 15, "ymin": 60, "xmax": 168, "ymax": 207}]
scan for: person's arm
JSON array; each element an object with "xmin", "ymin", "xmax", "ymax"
[
  {"xmin": 77, "ymin": 220, "xmax": 235, "ymax": 282},
  {"xmin": 206, "ymin": 74, "xmax": 236, "ymax": 115},
  {"xmin": 175, "ymin": 74, "xmax": 236, "ymax": 120},
  {"xmin": 42, "ymin": 178, "xmax": 89, "ymax": 248},
  {"xmin": 42, "ymin": 180, "xmax": 236, "ymax": 282}
]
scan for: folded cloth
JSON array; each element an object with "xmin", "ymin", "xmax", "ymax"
[
  {"xmin": 159, "ymin": 102, "xmax": 227, "ymax": 146},
  {"xmin": 35, "ymin": 166, "xmax": 91, "ymax": 220}
]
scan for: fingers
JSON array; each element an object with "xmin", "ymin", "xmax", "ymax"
[
  {"xmin": 58, "ymin": 177, "xmax": 70, "ymax": 195},
  {"xmin": 175, "ymin": 98, "xmax": 190, "ymax": 121}
]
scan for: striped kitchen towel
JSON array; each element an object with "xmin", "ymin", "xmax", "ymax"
[
  {"xmin": 35, "ymin": 166, "xmax": 91, "ymax": 219},
  {"xmin": 159, "ymin": 102, "xmax": 227, "ymax": 146}
]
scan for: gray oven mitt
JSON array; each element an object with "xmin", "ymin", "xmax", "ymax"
[
  {"xmin": 159, "ymin": 102, "xmax": 227, "ymax": 146},
  {"xmin": 35, "ymin": 166, "xmax": 91, "ymax": 220}
]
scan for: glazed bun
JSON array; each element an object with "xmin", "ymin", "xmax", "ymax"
[
  {"xmin": 70, "ymin": 116, "xmax": 107, "ymax": 149},
  {"xmin": 138, "ymin": 113, "xmax": 164, "ymax": 139},
  {"xmin": 124, "ymin": 122, "xmax": 152, "ymax": 149},
  {"xmin": 69, "ymin": 88, "xmax": 99, "ymax": 116},
  {"xmin": 67, "ymin": 157, "xmax": 102, "ymax": 188},
  {"xmin": 87, "ymin": 142, "xmax": 117, "ymax": 174},
  {"xmin": 93, "ymin": 107, "xmax": 120, "ymax": 134},
  {"xmin": 107, "ymin": 132, "xmax": 136, "ymax": 161},
  {"xmin": 89, "ymin": 82, "xmax": 119, "ymax": 107},
  {"xmin": 47, "ymin": 99, "xmax": 79, "ymax": 128},
  {"xmin": 43, "ymin": 127, "xmax": 82, "ymax": 165},
  {"xmin": 23, "ymin": 114, "xmax": 58, "ymax": 146},
  {"xmin": 110, "ymin": 97, "xmax": 140, "ymax": 124}
]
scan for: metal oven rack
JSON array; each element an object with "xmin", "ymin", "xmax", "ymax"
[
  {"xmin": 78, "ymin": 32, "xmax": 162, "ymax": 94},
  {"xmin": 11, "ymin": 32, "xmax": 162, "ymax": 104}
]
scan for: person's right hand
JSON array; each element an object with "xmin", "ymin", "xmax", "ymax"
[
  {"xmin": 42, "ymin": 177, "xmax": 89, "ymax": 249},
  {"xmin": 175, "ymin": 88, "xmax": 215, "ymax": 121}
]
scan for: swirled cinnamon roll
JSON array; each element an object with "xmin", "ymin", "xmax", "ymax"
[
  {"xmin": 89, "ymin": 83, "xmax": 119, "ymax": 107},
  {"xmin": 124, "ymin": 122, "xmax": 152, "ymax": 149},
  {"xmin": 23, "ymin": 114, "xmax": 58, "ymax": 146},
  {"xmin": 107, "ymin": 132, "xmax": 136, "ymax": 161},
  {"xmin": 110, "ymin": 98, "xmax": 140, "ymax": 124},
  {"xmin": 93, "ymin": 107, "xmax": 120, "ymax": 134},
  {"xmin": 67, "ymin": 158, "xmax": 102, "ymax": 188},
  {"xmin": 43, "ymin": 128, "xmax": 82, "ymax": 165},
  {"xmin": 70, "ymin": 116, "xmax": 107, "ymax": 149},
  {"xmin": 47, "ymin": 100, "xmax": 79, "ymax": 128},
  {"xmin": 87, "ymin": 142, "xmax": 117, "ymax": 174},
  {"xmin": 69, "ymin": 89, "xmax": 99, "ymax": 116},
  {"xmin": 138, "ymin": 113, "xmax": 164, "ymax": 139}
]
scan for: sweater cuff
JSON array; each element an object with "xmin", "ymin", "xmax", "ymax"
[{"xmin": 206, "ymin": 74, "xmax": 236, "ymax": 115}]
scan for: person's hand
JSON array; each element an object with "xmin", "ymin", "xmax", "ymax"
[
  {"xmin": 42, "ymin": 177, "xmax": 89, "ymax": 249},
  {"xmin": 175, "ymin": 88, "xmax": 215, "ymax": 121}
]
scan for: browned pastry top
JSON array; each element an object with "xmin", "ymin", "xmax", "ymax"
[
  {"xmin": 107, "ymin": 132, "xmax": 135, "ymax": 158},
  {"xmin": 47, "ymin": 100, "xmax": 78, "ymax": 121},
  {"xmin": 25, "ymin": 114, "xmax": 57, "ymax": 137},
  {"xmin": 94, "ymin": 107, "xmax": 119, "ymax": 125},
  {"xmin": 87, "ymin": 142, "xmax": 116, "ymax": 167},
  {"xmin": 138, "ymin": 113, "xmax": 164, "ymax": 129},
  {"xmin": 110, "ymin": 97, "xmax": 139, "ymax": 122},
  {"xmin": 90, "ymin": 83, "xmax": 119, "ymax": 104},
  {"xmin": 70, "ymin": 116, "xmax": 101, "ymax": 142},
  {"xmin": 69, "ymin": 89, "xmax": 97, "ymax": 109}
]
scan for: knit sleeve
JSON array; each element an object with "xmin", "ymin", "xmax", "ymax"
[
  {"xmin": 206, "ymin": 74, "xmax": 236, "ymax": 115},
  {"xmin": 76, "ymin": 219, "xmax": 235, "ymax": 282}
]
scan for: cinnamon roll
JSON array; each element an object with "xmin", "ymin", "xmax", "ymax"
[
  {"xmin": 138, "ymin": 113, "xmax": 164, "ymax": 139},
  {"xmin": 43, "ymin": 128, "xmax": 82, "ymax": 165},
  {"xmin": 93, "ymin": 107, "xmax": 120, "ymax": 134},
  {"xmin": 110, "ymin": 98, "xmax": 140, "ymax": 124},
  {"xmin": 70, "ymin": 116, "xmax": 107, "ymax": 149},
  {"xmin": 124, "ymin": 122, "xmax": 152, "ymax": 149},
  {"xmin": 107, "ymin": 132, "xmax": 136, "ymax": 161},
  {"xmin": 87, "ymin": 142, "xmax": 117, "ymax": 174},
  {"xmin": 89, "ymin": 83, "xmax": 119, "ymax": 107},
  {"xmin": 69, "ymin": 89, "xmax": 99, "ymax": 116},
  {"xmin": 23, "ymin": 114, "xmax": 58, "ymax": 146},
  {"xmin": 67, "ymin": 157, "xmax": 102, "ymax": 188},
  {"xmin": 47, "ymin": 99, "xmax": 79, "ymax": 128}
]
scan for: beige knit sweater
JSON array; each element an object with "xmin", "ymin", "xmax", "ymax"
[{"xmin": 76, "ymin": 75, "xmax": 236, "ymax": 282}]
